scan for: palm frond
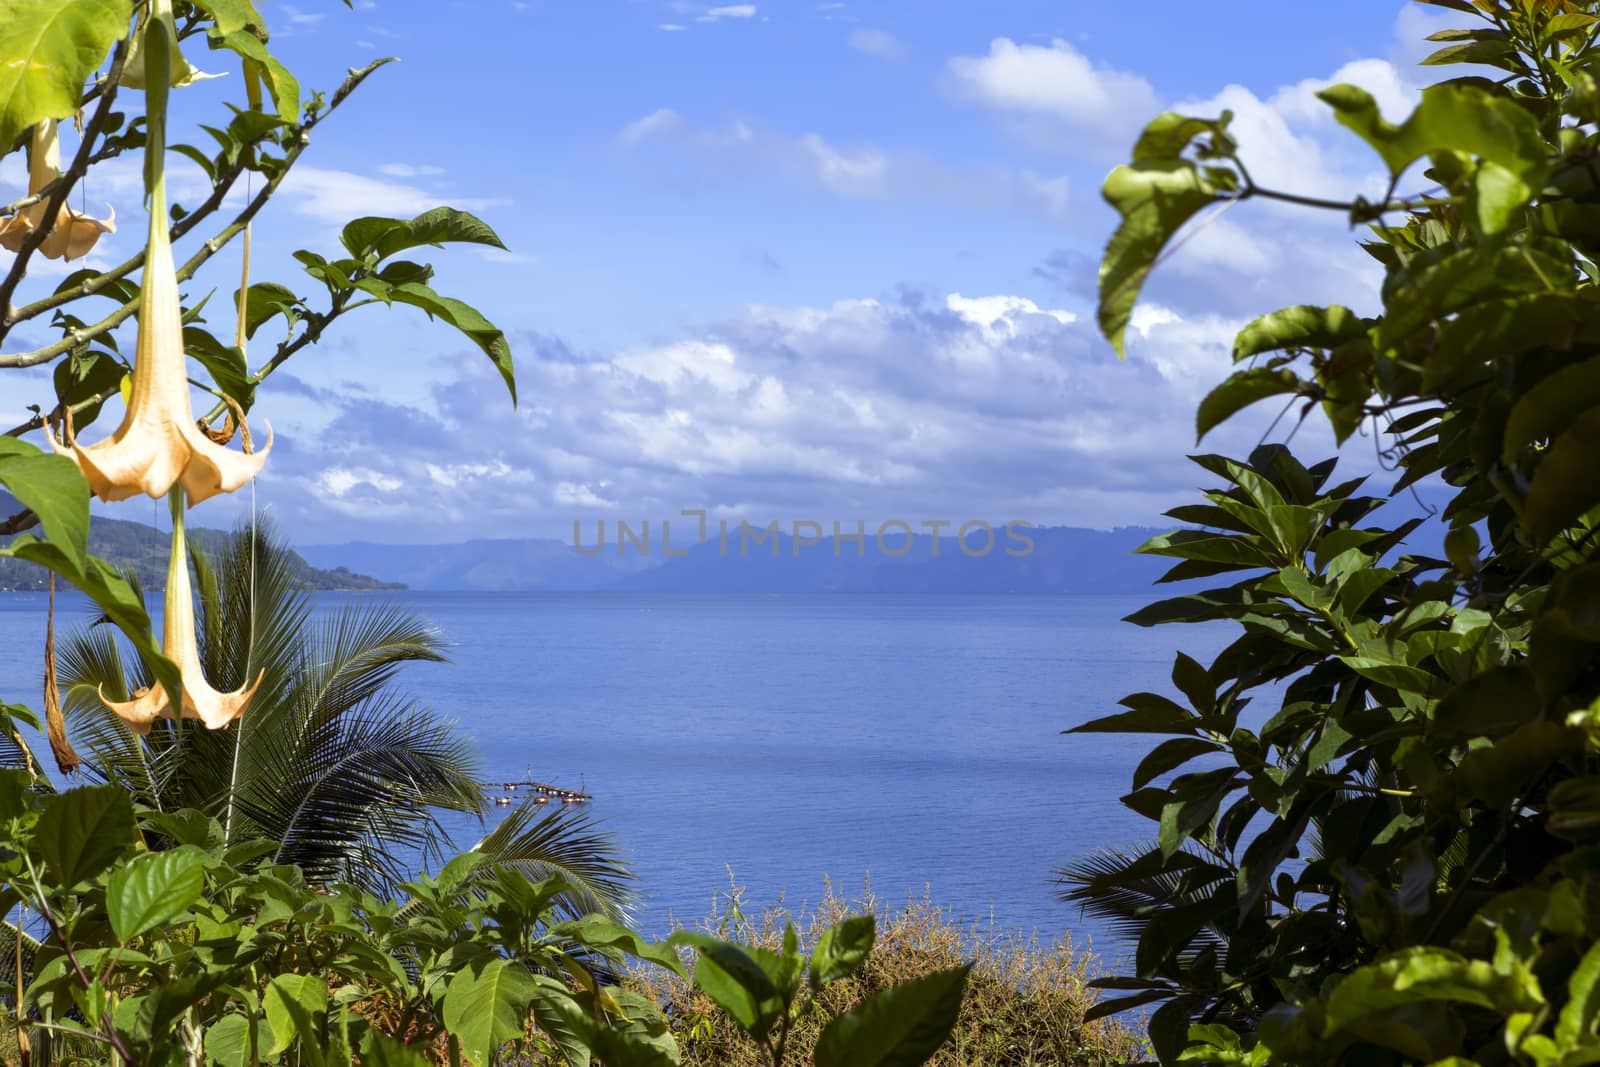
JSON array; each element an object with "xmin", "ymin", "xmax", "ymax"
[
  {"xmin": 231, "ymin": 693, "xmax": 482, "ymax": 892},
  {"xmin": 54, "ymin": 520, "xmax": 635, "ymax": 911},
  {"xmin": 1056, "ymin": 843, "xmax": 1230, "ymax": 954},
  {"xmin": 470, "ymin": 804, "xmax": 636, "ymax": 921}
]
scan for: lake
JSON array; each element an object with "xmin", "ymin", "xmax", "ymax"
[{"xmin": 0, "ymin": 591, "xmax": 1231, "ymax": 959}]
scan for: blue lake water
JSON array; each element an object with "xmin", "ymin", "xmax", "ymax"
[{"xmin": 0, "ymin": 591, "xmax": 1231, "ymax": 958}]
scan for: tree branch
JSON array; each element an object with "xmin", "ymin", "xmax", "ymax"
[
  {"xmin": 0, "ymin": 59, "xmax": 395, "ymax": 370},
  {"xmin": 0, "ymin": 39, "xmax": 127, "ymax": 324}
]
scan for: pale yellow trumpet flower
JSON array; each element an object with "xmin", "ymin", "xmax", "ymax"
[
  {"xmin": 47, "ymin": 20, "xmax": 271, "ymax": 504},
  {"xmin": 0, "ymin": 120, "xmax": 116, "ymax": 261},
  {"xmin": 102, "ymin": 488, "xmax": 261, "ymax": 735},
  {"xmin": 121, "ymin": 0, "xmax": 222, "ymax": 90}
]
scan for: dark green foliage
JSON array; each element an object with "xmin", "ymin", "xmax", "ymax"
[{"xmin": 1064, "ymin": 2, "xmax": 1600, "ymax": 1063}]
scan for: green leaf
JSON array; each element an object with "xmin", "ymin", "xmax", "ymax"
[
  {"xmin": 551, "ymin": 916, "xmax": 688, "ymax": 978},
  {"xmin": 433, "ymin": 850, "xmax": 486, "ymax": 896},
  {"xmin": 2, "ymin": 538, "xmax": 181, "ymax": 707},
  {"xmin": 1098, "ymin": 161, "xmax": 1219, "ymax": 358},
  {"xmin": 53, "ymin": 349, "xmax": 127, "ymax": 431},
  {"xmin": 526, "ymin": 974, "xmax": 596, "ymax": 1067},
  {"xmin": 1133, "ymin": 737, "xmax": 1221, "ymax": 790},
  {"xmin": 811, "ymin": 915, "xmax": 875, "ymax": 989},
  {"xmin": 668, "ymin": 931, "xmax": 782, "ymax": 1035},
  {"xmin": 204, "ymin": 1013, "xmax": 267, "ymax": 1067},
  {"xmin": 441, "ymin": 959, "xmax": 539, "ymax": 1067},
  {"xmin": 1196, "ymin": 369, "xmax": 1303, "ymax": 443},
  {"xmin": 107, "ymin": 847, "xmax": 207, "ymax": 942},
  {"xmin": 1136, "ymin": 530, "xmax": 1276, "ymax": 569},
  {"xmin": 0, "ymin": 0, "xmax": 132, "ymax": 152},
  {"xmin": 1158, "ymin": 769, "xmax": 1239, "ymax": 857},
  {"xmin": 208, "ymin": 29, "xmax": 299, "ymax": 122},
  {"xmin": 1558, "ymin": 941, "xmax": 1600, "ymax": 1048},
  {"xmin": 813, "ymin": 964, "xmax": 971, "ymax": 1067},
  {"xmin": 239, "ymin": 281, "xmax": 301, "ymax": 341},
  {"xmin": 1338, "ymin": 656, "xmax": 1438, "ymax": 696},
  {"xmin": 1233, "ymin": 305, "xmax": 1369, "ymax": 361},
  {"xmin": 0, "ymin": 437, "xmax": 89, "ymax": 573},
  {"xmin": 1503, "ymin": 357, "xmax": 1600, "ymax": 463},
  {"xmin": 1433, "ymin": 666, "xmax": 1539, "ymax": 741},
  {"xmin": 1323, "ymin": 946, "xmax": 1541, "ymax": 1051},
  {"xmin": 389, "ymin": 282, "xmax": 516, "ymax": 404},
  {"xmin": 1549, "ymin": 777, "xmax": 1600, "ymax": 840},
  {"xmin": 1318, "ymin": 83, "xmax": 1549, "ymax": 233},
  {"xmin": 359, "ymin": 1031, "xmax": 433, "ymax": 1067},
  {"xmin": 1131, "ymin": 112, "xmax": 1227, "ymax": 163},
  {"xmin": 262, "ymin": 974, "xmax": 327, "ymax": 1059},
  {"xmin": 191, "ymin": 0, "xmax": 261, "ymax": 36},
  {"xmin": 184, "ymin": 327, "xmax": 256, "ymax": 410},
  {"xmin": 340, "ymin": 207, "xmax": 508, "ymax": 261},
  {"xmin": 1066, "ymin": 693, "xmax": 1197, "ymax": 735},
  {"xmin": 1523, "ymin": 408, "xmax": 1600, "ymax": 545},
  {"xmin": 1170, "ymin": 652, "xmax": 1214, "ymax": 715},
  {"xmin": 32, "ymin": 785, "xmax": 135, "ymax": 888}
]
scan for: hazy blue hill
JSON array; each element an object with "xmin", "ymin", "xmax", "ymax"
[
  {"xmin": 0, "ymin": 493, "xmax": 403, "ymax": 592},
  {"xmin": 297, "ymin": 537, "xmax": 658, "ymax": 592},
  {"xmin": 606, "ymin": 525, "xmax": 1167, "ymax": 594},
  {"xmin": 298, "ymin": 524, "xmax": 1172, "ymax": 593}
]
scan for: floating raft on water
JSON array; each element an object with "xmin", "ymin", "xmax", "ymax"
[{"xmin": 483, "ymin": 776, "xmax": 591, "ymax": 807}]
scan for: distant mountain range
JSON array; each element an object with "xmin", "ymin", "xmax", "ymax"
[
  {"xmin": 0, "ymin": 493, "xmax": 401, "ymax": 593},
  {"xmin": 298, "ymin": 524, "xmax": 1176, "ymax": 594}
]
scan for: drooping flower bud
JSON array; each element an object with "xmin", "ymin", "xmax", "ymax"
[{"xmin": 100, "ymin": 488, "xmax": 260, "ymax": 734}]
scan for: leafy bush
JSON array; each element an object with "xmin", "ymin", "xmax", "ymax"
[
  {"xmin": 1, "ymin": 780, "xmax": 978, "ymax": 1065},
  {"xmin": 1061, "ymin": 1, "xmax": 1600, "ymax": 1063},
  {"xmin": 631, "ymin": 877, "xmax": 1143, "ymax": 1066}
]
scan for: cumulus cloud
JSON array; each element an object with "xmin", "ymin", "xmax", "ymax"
[
  {"xmin": 944, "ymin": 37, "xmax": 1162, "ymax": 156},
  {"xmin": 278, "ymin": 165, "xmax": 508, "ymax": 222},
  {"xmin": 246, "ymin": 292, "xmax": 1343, "ymax": 543},
  {"xmin": 1023, "ymin": 8, "xmax": 1447, "ymax": 322}
]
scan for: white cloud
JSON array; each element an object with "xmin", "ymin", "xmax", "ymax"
[
  {"xmin": 699, "ymin": 4, "xmax": 756, "ymax": 21},
  {"xmin": 1268, "ymin": 57, "xmax": 1416, "ymax": 126},
  {"xmin": 280, "ymin": 165, "xmax": 508, "ymax": 222},
  {"xmin": 278, "ymin": 3, "xmax": 326, "ymax": 25},
  {"xmin": 659, "ymin": 22, "xmax": 688, "ymax": 31},
  {"xmin": 318, "ymin": 466, "xmax": 403, "ymax": 497},
  {"xmin": 620, "ymin": 108, "xmax": 691, "ymax": 146},
  {"xmin": 848, "ymin": 28, "xmax": 905, "ymax": 59},
  {"xmin": 945, "ymin": 37, "xmax": 1161, "ymax": 154},
  {"xmin": 947, "ymin": 293, "xmax": 1074, "ymax": 340},
  {"xmin": 260, "ymin": 291, "xmax": 1345, "ymax": 541},
  {"xmin": 377, "ymin": 162, "xmax": 446, "ymax": 178},
  {"xmin": 800, "ymin": 133, "xmax": 887, "ymax": 195}
]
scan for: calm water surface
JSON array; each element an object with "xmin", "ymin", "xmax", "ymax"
[{"xmin": 0, "ymin": 592, "xmax": 1229, "ymax": 956}]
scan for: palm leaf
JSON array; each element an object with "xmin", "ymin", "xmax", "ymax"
[
  {"xmin": 469, "ymin": 804, "xmax": 635, "ymax": 921},
  {"xmin": 1056, "ymin": 843, "xmax": 1230, "ymax": 955},
  {"xmin": 54, "ymin": 520, "xmax": 635, "ymax": 914}
]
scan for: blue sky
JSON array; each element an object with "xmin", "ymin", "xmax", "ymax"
[{"xmin": 1, "ymin": 1, "xmax": 1459, "ymax": 544}]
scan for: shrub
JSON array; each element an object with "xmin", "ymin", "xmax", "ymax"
[
  {"xmin": 1062, "ymin": 1, "xmax": 1600, "ymax": 1063},
  {"xmin": 630, "ymin": 876, "xmax": 1143, "ymax": 1066}
]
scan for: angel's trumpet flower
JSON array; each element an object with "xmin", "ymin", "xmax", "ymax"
[
  {"xmin": 121, "ymin": 0, "xmax": 222, "ymax": 90},
  {"xmin": 46, "ymin": 20, "xmax": 270, "ymax": 505},
  {"xmin": 0, "ymin": 120, "xmax": 116, "ymax": 261},
  {"xmin": 102, "ymin": 489, "xmax": 261, "ymax": 735}
]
